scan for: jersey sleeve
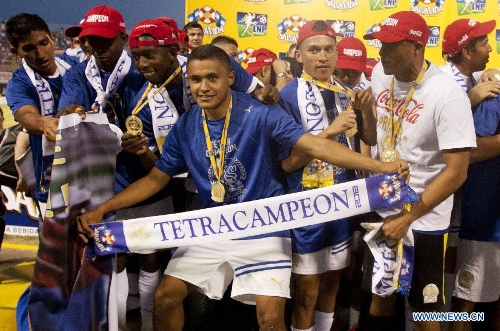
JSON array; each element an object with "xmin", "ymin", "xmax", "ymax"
[
  {"xmin": 229, "ymin": 56, "xmax": 261, "ymax": 93},
  {"xmin": 265, "ymin": 104, "xmax": 305, "ymax": 161},
  {"xmin": 154, "ymin": 122, "xmax": 188, "ymax": 175},
  {"xmin": 472, "ymin": 96, "xmax": 500, "ymax": 136},
  {"xmin": 58, "ymin": 64, "xmax": 91, "ymax": 110},
  {"xmin": 5, "ymin": 75, "xmax": 39, "ymax": 114}
]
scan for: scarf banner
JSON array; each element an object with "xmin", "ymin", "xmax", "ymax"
[
  {"xmin": 28, "ymin": 113, "xmax": 121, "ymax": 331},
  {"xmin": 89, "ymin": 173, "xmax": 417, "ymax": 257},
  {"xmin": 362, "ymin": 222, "xmax": 415, "ymax": 298}
]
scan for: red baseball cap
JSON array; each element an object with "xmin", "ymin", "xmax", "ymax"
[
  {"xmin": 76, "ymin": 5, "xmax": 126, "ymax": 39},
  {"xmin": 363, "ymin": 11, "xmax": 429, "ymax": 45},
  {"xmin": 336, "ymin": 37, "xmax": 367, "ymax": 73},
  {"xmin": 65, "ymin": 19, "xmax": 84, "ymax": 38},
  {"xmin": 157, "ymin": 17, "xmax": 180, "ymax": 36},
  {"xmin": 129, "ymin": 19, "xmax": 178, "ymax": 49},
  {"xmin": 365, "ymin": 59, "xmax": 380, "ymax": 77},
  {"xmin": 245, "ymin": 48, "xmax": 277, "ymax": 75},
  {"xmin": 177, "ymin": 30, "xmax": 188, "ymax": 45},
  {"xmin": 297, "ymin": 20, "xmax": 342, "ymax": 46},
  {"xmin": 442, "ymin": 19, "xmax": 496, "ymax": 57}
]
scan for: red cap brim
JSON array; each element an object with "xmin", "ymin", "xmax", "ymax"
[{"xmin": 65, "ymin": 25, "xmax": 82, "ymax": 38}]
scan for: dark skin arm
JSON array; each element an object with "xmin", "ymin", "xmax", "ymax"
[
  {"xmin": 379, "ymin": 149, "xmax": 470, "ymax": 241},
  {"xmin": 253, "ymin": 83, "xmax": 280, "ymax": 104},
  {"xmin": 470, "ymin": 135, "xmax": 500, "ymax": 163},
  {"xmin": 15, "ymin": 105, "xmax": 59, "ymax": 142},
  {"xmin": 291, "ymin": 132, "xmax": 409, "ymax": 182},
  {"xmin": 120, "ymin": 132, "xmax": 158, "ymax": 172},
  {"xmin": 282, "ymin": 89, "xmax": 376, "ymax": 173}
]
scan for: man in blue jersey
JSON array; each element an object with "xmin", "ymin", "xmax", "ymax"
[
  {"xmin": 448, "ymin": 85, "xmax": 500, "ymax": 331},
  {"xmin": 280, "ymin": 20, "xmax": 376, "ymax": 331},
  {"xmin": 5, "ymin": 13, "xmax": 78, "ymax": 210},
  {"xmin": 57, "ymin": 6, "xmax": 160, "ymax": 329},
  {"xmin": 77, "ymin": 44, "xmax": 409, "ymax": 331}
]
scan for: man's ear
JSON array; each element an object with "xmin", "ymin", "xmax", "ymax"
[
  {"xmin": 295, "ymin": 50, "xmax": 304, "ymax": 64},
  {"xmin": 10, "ymin": 46, "xmax": 18, "ymax": 56},
  {"xmin": 228, "ymin": 70, "xmax": 235, "ymax": 86},
  {"xmin": 462, "ymin": 47, "xmax": 473, "ymax": 62},
  {"xmin": 120, "ymin": 33, "xmax": 129, "ymax": 46},
  {"xmin": 260, "ymin": 65, "xmax": 268, "ymax": 77}
]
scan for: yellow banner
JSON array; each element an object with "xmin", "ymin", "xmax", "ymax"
[{"xmin": 185, "ymin": 0, "xmax": 500, "ymax": 68}]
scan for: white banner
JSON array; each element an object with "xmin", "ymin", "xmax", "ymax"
[{"xmin": 90, "ymin": 173, "xmax": 416, "ymax": 256}]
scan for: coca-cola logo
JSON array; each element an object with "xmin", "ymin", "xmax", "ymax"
[{"xmin": 376, "ymin": 89, "xmax": 422, "ymax": 124}]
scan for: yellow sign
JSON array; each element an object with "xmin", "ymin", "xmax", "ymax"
[{"xmin": 185, "ymin": 0, "xmax": 500, "ymax": 68}]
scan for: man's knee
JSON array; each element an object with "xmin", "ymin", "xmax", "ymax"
[
  {"xmin": 154, "ymin": 276, "xmax": 191, "ymax": 310},
  {"xmin": 256, "ymin": 296, "xmax": 286, "ymax": 327}
]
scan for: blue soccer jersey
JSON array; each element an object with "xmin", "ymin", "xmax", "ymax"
[
  {"xmin": 6, "ymin": 55, "xmax": 78, "ymax": 202},
  {"xmin": 280, "ymin": 78, "xmax": 352, "ymax": 253},
  {"xmin": 155, "ymin": 91, "xmax": 305, "ymax": 238},
  {"xmin": 460, "ymin": 95, "xmax": 500, "ymax": 242}
]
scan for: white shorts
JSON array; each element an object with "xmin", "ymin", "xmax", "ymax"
[
  {"xmin": 453, "ymin": 239, "xmax": 500, "ymax": 302},
  {"xmin": 292, "ymin": 238, "xmax": 352, "ymax": 275},
  {"xmin": 165, "ymin": 237, "xmax": 292, "ymax": 305}
]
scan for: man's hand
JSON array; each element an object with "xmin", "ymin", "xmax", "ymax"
[
  {"xmin": 351, "ymin": 88, "xmax": 373, "ymax": 114},
  {"xmin": 272, "ymin": 59, "xmax": 288, "ymax": 75},
  {"xmin": 56, "ymin": 104, "xmax": 87, "ymax": 118},
  {"xmin": 468, "ymin": 80, "xmax": 500, "ymax": 107},
  {"xmin": 121, "ymin": 132, "xmax": 149, "ymax": 155},
  {"xmin": 254, "ymin": 83, "xmax": 280, "ymax": 104},
  {"xmin": 76, "ymin": 208, "xmax": 104, "ymax": 243},
  {"xmin": 42, "ymin": 117, "xmax": 59, "ymax": 142},
  {"xmin": 381, "ymin": 159, "xmax": 410, "ymax": 184},
  {"xmin": 380, "ymin": 209, "xmax": 412, "ymax": 241},
  {"xmin": 478, "ymin": 68, "xmax": 500, "ymax": 83},
  {"xmin": 324, "ymin": 110, "xmax": 357, "ymax": 137}
]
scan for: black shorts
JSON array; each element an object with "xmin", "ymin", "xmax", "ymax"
[{"xmin": 362, "ymin": 227, "xmax": 446, "ymax": 311}]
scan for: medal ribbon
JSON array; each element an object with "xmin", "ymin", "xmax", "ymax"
[
  {"xmin": 301, "ymin": 72, "xmax": 352, "ymax": 95},
  {"xmin": 388, "ymin": 61, "xmax": 428, "ymax": 148},
  {"xmin": 202, "ymin": 97, "xmax": 233, "ymax": 187},
  {"xmin": 130, "ymin": 66, "xmax": 182, "ymax": 117},
  {"xmin": 302, "ymin": 72, "xmax": 357, "ymax": 139},
  {"xmin": 302, "ymin": 71, "xmax": 356, "ymax": 118}
]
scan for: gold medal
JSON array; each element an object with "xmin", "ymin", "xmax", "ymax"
[
  {"xmin": 125, "ymin": 115, "xmax": 143, "ymax": 134},
  {"xmin": 381, "ymin": 148, "xmax": 400, "ymax": 163},
  {"xmin": 211, "ymin": 182, "xmax": 225, "ymax": 203}
]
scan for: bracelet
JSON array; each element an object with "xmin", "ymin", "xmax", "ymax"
[{"xmin": 276, "ymin": 72, "xmax": 286, "ymax": 77}]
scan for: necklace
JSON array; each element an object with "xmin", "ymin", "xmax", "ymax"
[
  {"xmin": 381, "ymin": 61, "xmax": 428, "ymax": 163},
  {"xmin": 125, "ymin": 66, "xmax": 181, "ymax": 134},
  {"xmin": 202, "ymin": 97, "xmax": 232, "ymax": 203}
]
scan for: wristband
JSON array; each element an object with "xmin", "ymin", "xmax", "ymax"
[{"xmin": 276, "ymin": 72, "xmax": 286, "ymax": 77}]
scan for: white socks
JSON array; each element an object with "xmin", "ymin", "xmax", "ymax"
[
  {"xmin": 314, "ymin": 310, "xmax": 334, "ymax": 331},
  {"xmin": 290, "ymin": 311, "xmax": 334, "ymax": 331},
  {"xmin": 139, "ymin": 269, "xmax": 162, "ymax": 331},
  {"xmin": 116, "ymin": 269, "xmax": 129, "ymax": 330}
]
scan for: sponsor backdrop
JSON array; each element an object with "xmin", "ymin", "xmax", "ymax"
[{"xmin": 185, "ymin": 0, "xmax": 500, "ymax": 68}]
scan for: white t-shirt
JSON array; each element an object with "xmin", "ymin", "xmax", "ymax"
[{"xmin": 371, "ymin": 62, "xmax": 477, "ymax": 231}]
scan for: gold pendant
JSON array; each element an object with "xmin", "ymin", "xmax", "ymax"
[
  {"xmin": 381, "ymin": 148, "xmax": 400, "ymax": 163},
  {"xmin": 211, "ymin": 182, "xmax": 225, "ymax": 203},
  {"xmin": 125, "ymin": 115, "xmax": 143, "ymax": 134}
]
